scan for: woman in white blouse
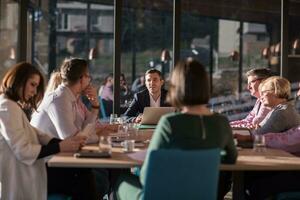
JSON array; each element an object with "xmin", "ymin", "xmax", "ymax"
[{"xmin": 0, "ymin": 62, "xmax": 85, "ymax": 200}]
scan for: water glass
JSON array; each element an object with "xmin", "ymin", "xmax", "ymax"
[
  {"xmin": 99, "ymin": 136, "xmax": 112, "ymax": 153},
  {"xmin": 110, "ymin": 114, "xmax": 118, "ymax": 124},
  {"xmin": 253, "ymin": 134, "xmax": 266, "ymax": 152},
  {"xmin": 118, "ymin": 123, "xmax": 128, "ymax": 134},
  {"xmin": 121, "ymin": 140, "xmax": 135, "ymax": 152},
  {"xmin": 127, "ymin": 123, "xmax": 138, "ymax": 136}
]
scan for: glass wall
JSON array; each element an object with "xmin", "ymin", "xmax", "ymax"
[
  {"xmin": 0, "ymin": 0, "xmax": 19, "ymax": 78},
  {"xmin": 3, "ymin": 0, "xmax": 300, "ymax": 119},
  {"xmin": 180, "ymin": 0, "xmax": 281, "ymax": 120},
  {"xmin": 122, "ymin": 0, "xmax": 173, "ymax": 83},
  {"xmin": 31, "ymin": 0, "xmax": 50, "ymax": 75}
]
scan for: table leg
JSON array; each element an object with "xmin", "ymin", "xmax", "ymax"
[{"xmin": 232, "ymin": 171, "xmax": 245, "ymax": 200}]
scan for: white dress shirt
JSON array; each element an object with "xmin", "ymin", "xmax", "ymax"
[
  {"xmin": 0, "ymin": 94, "xmax": 51, "ymax": 200},
  {"xmin": 31, "ymin": 84, "xmax": 98, "ymax": 139},
  {"xmin": 149, "ymin": 94, "xmax": 161, "ymax": 107}
]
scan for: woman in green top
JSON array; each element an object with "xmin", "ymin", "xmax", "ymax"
[{"xmin": 115, "ymin": 59, "xmax": 238, "ymax": 200}]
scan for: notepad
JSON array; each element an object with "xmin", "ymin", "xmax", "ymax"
[{"xmin": 232, "ymin": 127, "xmax": 252, "ymax": 136}]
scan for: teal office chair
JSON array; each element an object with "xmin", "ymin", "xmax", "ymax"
[
  {"xmin": 99, "ymin": 96, "xmax": 107, "ymax": 118},
  {"xmin": 48, "ymin": 194, "xmax": 71, "ymax": 200},
  {"xmin": 142, "ymin": 148, "xmax": 221, "ymax": 200},
  {"xmin": 276, "ymin": 192, "xmax": 300, "ymax": 200}
]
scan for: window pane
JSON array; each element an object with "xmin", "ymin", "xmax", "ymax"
[
  {"xmin": 181, "ymin": 0, "xmax": 281, "ymax": 120},
  {"xmin": 32, "ymin": 1, "xmax": 50, "ymax": 74},
  {"xmin": 56, "ymin": 1, "xmax": 88, "ymax": 66},
  {"xmin": 121, "ymin": 0, "xmax": 173, "ymax": 87},
  {"xmin": 0, "ymin": 0, "xmax": 18, "ymax": 77}
]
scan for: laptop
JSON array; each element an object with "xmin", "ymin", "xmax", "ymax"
[{"xmin": 140, "ymin": 107, "xmax": 176, "ymax": 125}]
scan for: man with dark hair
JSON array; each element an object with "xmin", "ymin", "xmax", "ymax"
[{"xmin": 124, "ymin": 69, "xmax": 169, "ymax": 122}]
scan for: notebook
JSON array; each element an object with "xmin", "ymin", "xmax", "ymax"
[
  {"xmin": 232, "ymin": 127, "xmax": 252, "ymax": 136},
  {"xmin": 140, "ymin": 107, "xmax": 176, "ymax": 125},
  {"xmin": 232, "ymin": 127, "xmax": 253, "ymax": 148}
]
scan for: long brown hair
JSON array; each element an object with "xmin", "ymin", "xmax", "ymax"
[{"xmin": 0, "ymin": 62, "xmax": 45, "ymax": 110}]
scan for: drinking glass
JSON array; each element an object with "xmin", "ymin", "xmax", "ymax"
[
  {"xmin": 118, "ymin": 123, "xmax": 128, "ymax": 135},
  {"xmin": 127, "ymin": 123, "xmax": 138, "ymax": 136},
  {"xmin": 253, "ymin": 134, "xmax": 266, "ymax": 152},
  {"xmin": 99, "ymin": 136, "xmax": 112, "ymax": 153},
  {"xmin": 109, "ymin": 114, "xmax": 118, "ymax": 124},
  {"xmin": 121, "ymin": 139, "xmax": 135, "ymax": 152}
]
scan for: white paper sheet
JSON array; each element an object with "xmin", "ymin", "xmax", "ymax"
[{"xmin": 127, "ymin": 149, "xmax": 147, "ymax": 161}]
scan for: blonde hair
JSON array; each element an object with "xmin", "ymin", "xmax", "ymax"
[
  {"xmin": 259, "ymin": 76, "xmax": 291, "ymax": 99},
  {"xmin": 45, "ymin": 71, "xmax": 62, "ymax": 94}
]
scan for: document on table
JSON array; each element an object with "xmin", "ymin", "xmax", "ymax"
[
  {"xmin": 127, "ymin": 149, "xmax": 147, "ymax": 162},
  {"xmin": 232, "ymin": 128, "xmax": 252, "ymax": 136}
]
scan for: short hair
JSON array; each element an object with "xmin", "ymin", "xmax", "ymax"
[
  {"xmin": 60, "ymin": 58, "xmax": 88, "ymax": 85},
  {"xmin": 167, "ymin": 59, "xmax": 210, "ymax": 108},
  {"xmin": 246, "ymin": 68, "xmax": 272, "ymax": 79},
  {"xmin": 145, "ymin": 68, "xmax": 163, "ymax": 79},
  {"xmin": 259, "ymin": 76, "xmax": 291, "ymax": 99},
  {"xmin": 0, "ymin": 62, "xmax": 45, "ymax": 110}
]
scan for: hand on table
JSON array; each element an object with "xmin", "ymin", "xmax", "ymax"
[
  {"xmin": 134, "ymin": 114, "xmax": 143, "ymax": 123},
  {"xmin": 59, "ymin": 135, "xmax": 87, "ymax": 152}
]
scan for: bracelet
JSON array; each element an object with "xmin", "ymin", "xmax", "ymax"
[{"xmin": 91, "ymin": 105, "xmax": 100, "ymax": 109}]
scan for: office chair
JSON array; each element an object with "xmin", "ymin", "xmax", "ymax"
[{"xmin": 143, "ymin": 148, "xmax": 221, "ymax": 200}]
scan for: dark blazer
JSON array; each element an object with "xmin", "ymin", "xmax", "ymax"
[{"xmin": 124, "ymin": 89, "xmax": 169, "ymax": 118}]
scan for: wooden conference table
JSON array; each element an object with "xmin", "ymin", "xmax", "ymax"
[{"xmin": 48, "ymin": 130, "xmax": 300, "ymax": 200}]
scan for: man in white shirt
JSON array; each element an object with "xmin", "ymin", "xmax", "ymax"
[
  {"xmin": 124, "ymin": 69, "xmax": 169, "ymax": 122},
  {"xmin": 30, "ymin": 58, "xmax": 108, "ymax": 199},
  {"xmin": 31, "ymin": 59, "xmax": 100, "ymax": 141}
]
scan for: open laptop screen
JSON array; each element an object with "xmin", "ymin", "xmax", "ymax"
[{"xmin": 141, "ymin": 107, "xmax": 176, "ymax": 125}]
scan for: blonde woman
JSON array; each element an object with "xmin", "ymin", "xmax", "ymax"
[{"xmin": 254, "ymin": 76, "xmax": 300, "ymax": 135}]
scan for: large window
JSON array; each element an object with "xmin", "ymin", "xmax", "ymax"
[
  {"xmin": 121, "ymin": 0, "xmax": 173, "ymax": 84},
  {"xmin": 3, "ymin": 0, "xmax": 300, "ymax": 119},
  {"xmin": 0, "ymin": 0, "xmax": 19, "ymax": 78}
]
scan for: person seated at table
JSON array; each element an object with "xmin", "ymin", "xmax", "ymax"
[
  {"xmin": 0, "ymin": 62, "xmax": 85, "ymax": 200},
  {"xmin": 115, "ymin": 59, "xmax": 238, "ymax": 200},
  {"xmin": 236, "ymin": 76, "xmax": 300, "ymax": 142},
  {"xmin": 45, "ymin": 70, "xmax": 117, "ymax": 135},
  {"xmin": 31, "ymin": 58, "xmax": 112, "ymax": 199},
  {"xmin": 120, "ymin": 73, "xmax": 133, "ymax": 105},
  {"xmin": 99, "ymin": 73, "xmax": 114, "ymax": 101},
  {"xmin": 131, "ymin": 75, "xmax": 146, "ymax": 94},
  {"xmin": 124, "ymin": 69, "xmax": 169, "ymax": 123},
  {"xmin": 255, "ymin": 76, "xmax": 300, "ymax": 135},
  {"xmin": 255, "ymin": 83, "xmax": 300, "ymax": 155},
  {"xmin": 230, "ymin": 68, "xmax": 272, "ymax": 129}
]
